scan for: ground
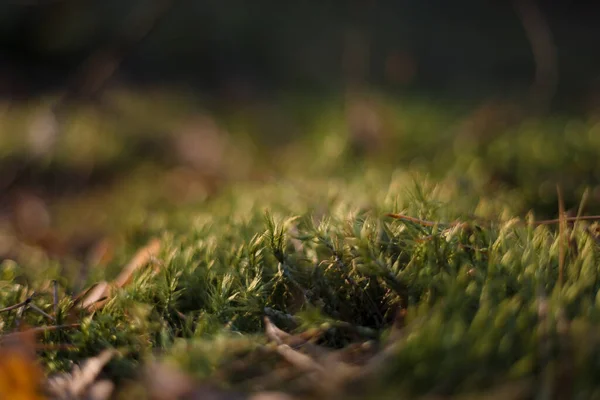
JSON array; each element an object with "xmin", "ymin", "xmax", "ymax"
[{"xmin": 1, "ymin": 89, "xmax": 600, "ymax": 399}]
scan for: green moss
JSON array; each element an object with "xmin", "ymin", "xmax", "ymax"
[{"xmin": 1, "ymin": 91, "xmax": 600, "ymax": 397}]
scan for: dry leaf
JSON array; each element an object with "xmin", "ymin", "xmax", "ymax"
[
  {"xmin": 77, "ymin": 238, "xmax": 161, "ymax": 312},
  {"xmin": 78, "ymin": 281, "xmax": 110, "ymax": 311},
  {"xmin": 0, "ymin": 329, "xmax": 45, "ymax": 400},
  {"xmin": 263, "ymin": 317, "xmax": 329, "ymax": 362},
  {"xmin": 113, "ymin": 238, "xmax": 161, "ymax": 288},
  {"xmin": 275, "ymin": 345, "xmax": 323, "ymax": 374},
  {"xmin": 248, "ymin": 392, "xmax": 294, "ymax": 400},
  {"xmin": 263, "ymin": 317, "xmax": 322, "ymax": 348},
  {"xmin": 143, "ymin": 362, "xmax": 195, "ymax": 400},
  {"xmin": 46, "ymin": 349, "xmax": 116, "ymax": 400},
  {"xmin": 262, "ymin": 318, "xmax": 372, "ymax": 396},
  {"xmin": 263, "ymin": 317, "xmax": 290, "ymax": 345},
  {"xmin": 145, "ymin": 362, "xmax": 252, "ymax": 400},
  {"xmin": 84, "ymin": 380, "xmax": 114, "ymax": 400}
]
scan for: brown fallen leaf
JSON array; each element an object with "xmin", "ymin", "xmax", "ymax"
[
  {"xmin": 78, "ymin": 281, "xmax": 109, "ymax": 311},
  {"xmin": 143, "ymin": 362, "xmax": 195, "ymax": 400},
  {"xmin": 46, "ymin": 349, "xmax": 117, "ymax": 400},
  {"xmin": 263, "ymin": 317, "xmax": 327, "ymax": 361},
  {"xmin": 275, "ymin": 345, "xmax": 324, "ymax": 374},
  {"xmin": 0, "ymin": 327, "xmax": 45, "ymax": 400},
  {"xmin": 145, "ymin": 361, "xmax": 252, "ymax": 400},
  {"xmin": 85, "ymin": 380, "xmax": 114, "ymax": 400},
  {"xmin": 248, "ymin": 392, "xmax": 295, "ymax": 400},
  {"xmin": 76, "ymin": 238, "xmax": 161, "ymax": 312},
  {"xmin": 263, "ymin": 317, "xmax": 325, "ymax": 346},
  {"xmin": 263, "ymin": 317, "xmax": 292, "ymax": 345},
  {"xmin": 113, "ymin": 238, "xmax": 161, "ymax": 288},
  {"xmin": 263, "ymin": 318, "xmax": 373, "ymax": 396}
]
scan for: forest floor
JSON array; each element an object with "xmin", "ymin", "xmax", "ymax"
[{"xmin": 1, "ymin": 89, "xmax": 600, "ymax": 399}]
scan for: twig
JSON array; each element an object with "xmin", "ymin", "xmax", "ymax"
[
  {"xmin": 387, "ymin": 212, "xmax": 600, "ymax": 252},
  {"xmin": 0, "ymin": 296, "xmax": 34, "ymax": 314},
  {"xmin": 571, "ymin": 188, "xmax": 589, "ymax": 241},
  {"xmin": 387, "ymin": 212, "xmax": 600, "ymax": 228},
  {"xmin": 534, "ymin": 215, "xmax": 600, "ymax": 225},
  {"xmin": 557, "ymin": 185, "xmax": 566, "ymax": 287},
  {"xmin": 0, "ymin": 292, "xmax": 56, "ymax": 325},
  {"xmin": 28, "ymin": 303, "xmax": 56, "ymax": 323},
  {"xmin": 53, "ymin": 280, "xmax": 59, "ymax": 317}
]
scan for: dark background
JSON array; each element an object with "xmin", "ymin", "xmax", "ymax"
[{"xmin": 0, "ymin": 0, "xmax": 598, "ymax": 111}]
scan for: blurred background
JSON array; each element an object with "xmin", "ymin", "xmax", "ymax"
[
  {"xmin": 1, "ymin": 0, "xmax": 600, "ymax": 262},
  {"xmin": 1, "ymin": 1, "xmax": 599, "ymax": 105}
]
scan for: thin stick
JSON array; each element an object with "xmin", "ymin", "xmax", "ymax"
[
  {"xmin": 53, "ymin": 280, "xmax": 59, "ymax": 317},
  {"xmin": 388, "ymin": 211, "xmax": 600, "ymax": 251},
  {"xmin": 0, "ymin": 297, "xmax": 33, "ymax": 313},
  {"xmin": 534, "ymin": 215, "xmax": 600, "ymax": 225},
  {"xmin": 557, "ymin": 185, "xmax": 566, "ymax": 288},
  {"xmin": 571, "ymin": 188, "xmax": 590, "ymax": 241},
  {"xmin": 28, "ymin": 304, "xmax": 56, "ymax": 323},
  {"xmin": 387, "ymin": 212, "xmax": 600, "ymax": 228}
]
